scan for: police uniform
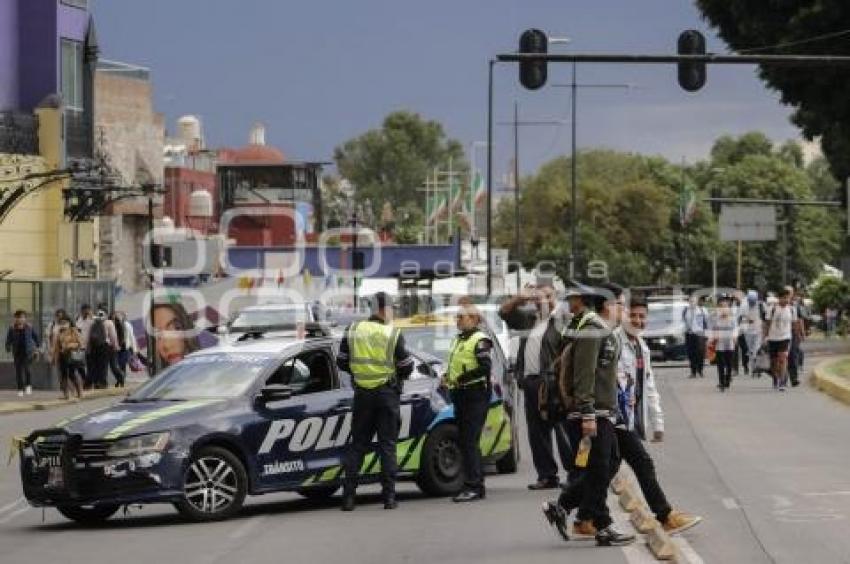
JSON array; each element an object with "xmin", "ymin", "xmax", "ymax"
[
  {"xmin": 445, "ymin": 328, "xmax": 492, "ymax": 501},
  {"xmin": 337, "ymin": 315, "xmax": 414, "ymax": 509},
  {"xmin": 554, "ymin": 305, "xmax": 623, "ymax": 538}
]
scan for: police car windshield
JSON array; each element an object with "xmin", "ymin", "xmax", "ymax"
[
  {"xmin": 129, "ymin": 353, "xmax": 276, "ymax": 400},
  {"xmin": 400, "ymin": 326, "xmax": 457, "ymax": 364}
]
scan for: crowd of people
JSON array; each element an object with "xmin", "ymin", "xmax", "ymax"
[{"xmin": 4, "ymin": 304, "xmax": 138, "ymax": 399}]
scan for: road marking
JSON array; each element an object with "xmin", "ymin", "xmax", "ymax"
[
  {"xmin": 0, "ymin": 497, "xmax": 25, "ymax": 516},
  {"xmin": 771, "ymin": 495, "xmax": 793, "ymax": 508},
  {"xmin": 674, "ymin": 537, "xmax": 706, "ymax": 564},
  {"xmin": 804, "ymin": 490, "xmax": 850, "ymax": 497},
  {"xmin": 228, "ymin": 515, "xmax": 265, "ymax": 540},
  {"xmin": 622, "ymin": 543, "xmax": 659, "ymax": 563},
  {"xmin": 721, "ymin": 497, "xmax": 740, "ymax": 510},
  {"xmin": 0, "ymin": 506, "xmax": 29, "ymax": 524}
]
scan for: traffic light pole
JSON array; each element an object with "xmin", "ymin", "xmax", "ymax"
[
  {"xmin": 486, "ymin": 59, "xmax": 494, "ymax": 297},
  {"xmin": 499, "ymin": 52, "xmax": 850, "ymax": 66}
]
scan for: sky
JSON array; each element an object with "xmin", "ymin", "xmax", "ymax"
[{"xmin": 91, "ymin": 0, "xmax": 804, "ymax": 180}]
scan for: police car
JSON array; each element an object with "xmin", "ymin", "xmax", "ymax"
[{"xmin": 18, "ymin": 329, "xmax": 515, "ymax": 523}]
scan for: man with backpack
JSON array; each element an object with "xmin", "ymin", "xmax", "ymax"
[
  {"xmin": 764, "ymin": 288, "xmax": 803, "ymax": 391},
  {"xmin": 87, "ymin": 309, "xmax": 118, "ymax": 389}
]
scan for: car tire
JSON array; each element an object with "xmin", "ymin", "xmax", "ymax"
[
  {"xmin": 57, "ymin": 504, "xmax": 120, "ymax": 524},
  {"xmin": 495, "ymin": 423, "xmax": 519, "ymax": 474},
  {"xmin": 174, "ymin": 446, "xmax": 248, "ymax": 522},
  {"xmin": 296, "ymin": 485, "xmax": 339, "ymax": 500},
  {"xmin": 416, "ymin": 424, "xmax": 464, "ymax": 496}
]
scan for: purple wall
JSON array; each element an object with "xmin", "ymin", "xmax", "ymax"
[
  {"xmin": 18, "ymin": 0, "xmax": 58, "ymax": 112},
  {"xmin": 0, "ymin": 0, "xmax": 20, "ymax": 111}
]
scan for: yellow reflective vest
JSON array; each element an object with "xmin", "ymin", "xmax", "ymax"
[
  {"xmin": 347, "ymin": 320, "xmax": 401, "ymax": 389},
  {"xmin": 446, "ymin": 330, "xmax": 488, "ymax": 389}
]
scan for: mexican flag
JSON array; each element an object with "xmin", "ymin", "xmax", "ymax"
[
  {"xmin": 679, "ymin": 182, "xmax": 698, "ymax": 227},
  {"xmin": 471, "ymin": 171, "xmax": 486, "ymax": 208},
  {"xmin": 450, "ymin": 179, "xmax": 464, "ymax": 212}
]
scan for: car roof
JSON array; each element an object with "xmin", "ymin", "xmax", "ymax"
[
  {"xmin": 394, "ymin": 314, "xmax": 456, "ymax": 329},
  {"xmin": 190, "ymin": 335, "xmax": 337, "ymax": 357}
]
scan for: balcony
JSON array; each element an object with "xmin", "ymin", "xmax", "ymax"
[{"xmin": 0, "ymin": 113, "xmax": 39, "ymax": 155}]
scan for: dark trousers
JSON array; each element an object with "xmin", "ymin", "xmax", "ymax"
[
  {"xmin": 13, "ymin": 354, "xmax": 32, "ymax": 390},
  {"xmin": 522, "ymin": 377, "xmax": 572, "ymax": 482},
  {"xmin": 343, "ymin": 385, "xmax": 400, "ymax": 498},
  {"xmin": 685, "ymin": 333, "xmax": 706, "ymax": 376},
  {"xmin": 736, "ymin": 335, "xmax": 749, "ymax": 374},
  {"xmin": 451, "ymin": 386, "xmax": 490, "ymax": 492},
  {"xmin": 788, "ymin": 336, "xmax": 802, "ymax": 384},
  {"xmin": 87, "ymin": 347, "xmax": 110, "ymax": 389},
  {"xmin": 58, "ymin": 358, "xmax": 84, "ymax": 396},
  {"xmin": 716, "ymin": 350, "xmax": 734, "ymax": 389},
  {"xmin": 557, "ymin": 417, "xmax": 617, "ymax": 530},
  {"xmin": 616, "ymin": 428, "xmax": 671, "ymax": 522},
  {"xmin": 110, "ymin": 349, "xmax": 128, "ymax": 386}
]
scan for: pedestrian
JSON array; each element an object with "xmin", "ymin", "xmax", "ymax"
[
  {"xmin": 542, "ymin": 282, "xmax": 635, "ymax": 546},
  {"xmin": 109, "ymin": 311, "xmax": 136, "ymax": 387},
  {"xmin": 710, "ymin": 295, "xmax": 738, "ymax": 392},
  {"xmin": 499, "ymin": 281, "xmax": 572, "ymax": 490},
  {"xmin": 740, "ymin": 291, "xmax": 762, "ymax": 377},
  {"xmin": 75, "ymin": 303, "xmax": 94, "ymax": 387},
  {"xmin": 444, "ymin": 298, "xmax": 493, "ymax": 503},
  {"xmin": 603, "ymin": 297, "xmax": 702, "ymax": 537},
  {"xmin": 87, "ymin": 309, "xmax": 118, "ymax": 389},
  {"xmin": 5, "ymin": 310, "xmax": 40, "ymax": 396},
  {"xmin": 53, "ymin": 314, "xmax": 84, "ymax": 400},
  {"xmin": 764, "ymin": 288, "xmax": 801, "ymax": 391},
  {"xmin": 337, "ymin": 292, "xmax": 414, "ymax": 511},
  {"xmin": 787, "ymin": 288, "xmax": 806, "ymax": 387},
  {"xmin": 682, "ymin": 295, "xmax": 709, "ymax": 378},
  {"xmin": 45, "ymin": 308, "xmax": 67, "ymax": 384}
]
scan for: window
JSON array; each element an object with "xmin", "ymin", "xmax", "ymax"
[
  {"xmin": 266, "ymin": 351, "xmax": 335, "ymax": 395},
  {"xmin": 61, "ymin": 39, "xmax": 84, "ymax": 111}
]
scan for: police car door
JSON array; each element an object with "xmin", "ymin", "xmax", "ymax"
[{"xmin": 251, "ymin": 346, "xmax": 348, "ymax": 489}]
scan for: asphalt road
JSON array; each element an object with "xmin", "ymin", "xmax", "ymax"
[{"xmin": 0, "ymin": 347, "xmax": 849, "ymax": 564}]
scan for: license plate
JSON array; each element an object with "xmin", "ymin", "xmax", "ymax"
[{"xmin": 47, "ymin": 467, "xmax": 64, "ymax": 489}]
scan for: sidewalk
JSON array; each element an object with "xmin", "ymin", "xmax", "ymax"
[{"xmin": 0, "ymin": 373, "xmax": 146, "ymax": 416}]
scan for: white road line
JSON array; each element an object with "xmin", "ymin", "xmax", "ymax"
[
  {"xmin": 804, "ymin": 490, "xmax": 850, "ymax": 497},
  {"xmin": 622, "ymin": 543, "xmax": 659, "ymax": 564},
  {"xmin": 228, "ymin": 515, "xmax": 265, "ymax": 540},
  {"xmin": 674, "ymin": 537, "xmax": 706, "ymax": 564},
  {"xmin": 771, "ymin": 495, "xmax": 793, "ymax": 508},
  {"xmin": 0, "ymin": 497, "xmax": 25, "ymax": 515},
  {"xmin": 722, "ymin": 497, "xmax": 740, "ymax": 510},
  {"xmin": 0, "ymin": 506, "xmax": 29, "ymax": 524}
]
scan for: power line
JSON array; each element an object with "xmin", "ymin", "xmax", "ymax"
[{"xmin": 738, "ymin": 28, "xmax": 850, "ymax": 54}]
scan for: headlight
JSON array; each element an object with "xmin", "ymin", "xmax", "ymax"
[
  {"xmin": 107, "ymin": 432, "xmax": 170, "ymax": 458},
  {"xmin": 657, "ymin": 338, "xmax": 667, "ymax": 345}
]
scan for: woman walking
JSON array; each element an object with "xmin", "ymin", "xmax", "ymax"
[
  {"xmin": 53, "ymin": 314, "xmax": 84, "ymax": 400},
  {"xmin": 711, "ymin": 295, "xmax": 738, "ymax": 392}
]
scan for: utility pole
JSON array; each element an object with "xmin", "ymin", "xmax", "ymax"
[
  {"xmin": 351, "ymin": 212, "xmax": 359, "ymax": 308},
  {"xmin": 486, "ymin": 59, "xmax": 494, "ymax": 297},
  {"xmin": 147, "ymin": 192, "xmax": 157, "ymax": 378},
  {"xmin": 513, "ymin": 102, "xmax": 520, "ymax": 290},
  {"xmin": 570, "ymin": 61, "xmax": 578, "ymax": 278}
]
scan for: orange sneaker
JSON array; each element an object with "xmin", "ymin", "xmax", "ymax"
[
  {"xmin": 572, "ymin": 519, "xmax": 597, "ymax": 538},
  {"xmin": 662, "ymin": 510, "xmax": 702, "ymax": 535}
]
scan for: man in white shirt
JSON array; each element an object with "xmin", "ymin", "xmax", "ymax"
[
  {"xmin": 764, "ymin": 288, "xmax": 802, "ymax": 391},
  {"xmin": 682, "ymin": 296, "xmax": 709, "ymax": 378}
]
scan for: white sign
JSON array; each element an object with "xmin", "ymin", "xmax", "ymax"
[{"xmin": 719, "ymin": 205, "xmax": 777, "ymax": 242}]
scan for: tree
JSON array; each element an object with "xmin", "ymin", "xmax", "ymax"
[
  {"xmin": 811, "ymin": 276, "xmax": 850, "ymax": 312},
  {"xmin": 333, "ymin": 111, "xmax": 467, "ymax": 223},
  {"xmin": 696, "ymin": 0, "xmax": 850, "ymax": 184}
]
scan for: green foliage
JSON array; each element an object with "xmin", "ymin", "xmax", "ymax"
[
  {"xmin": 696, "ymin": 0, "xmax": 850, "ymax": 183},
  {"xmin": 333, "ymin": 111, "xmax": 467, "ymax": 221},
  {"xmin": 811, "ymin": 276, "xmax": 850, "ymax": 312}
]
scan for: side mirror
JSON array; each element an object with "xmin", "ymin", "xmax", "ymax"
[{"xmin": 258, "ymin": 384, "xmax": 293, "ymax": 403}]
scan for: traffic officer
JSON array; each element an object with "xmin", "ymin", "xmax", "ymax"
[
  {"xmin": 444, "ymin": 298, "xmax": 493, "ymax": 503},
  {"xmin": 542, "ymin": 282, "xmax": 635, "ymax": 546},
  {"xmin": 337, "ymin": 292, "xmax": 414, "ymax": 511}
]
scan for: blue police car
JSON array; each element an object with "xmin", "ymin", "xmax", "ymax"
[{"xmin": 18, "ymin": 332, "xmax": 516, "ymax": 523}]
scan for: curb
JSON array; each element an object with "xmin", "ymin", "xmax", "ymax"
[
  {"xmin": 0, "ymin": 386, "xmax": 135, "ymax": 416},
  {"xmin": 612, "ymin": 472, "xmax": 683, "ymax": 562},
  {"xmin": 811, "ymin": 358, "xmax": 850, "ymax": 406}
]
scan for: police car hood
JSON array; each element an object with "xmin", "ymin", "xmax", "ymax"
[{"xmin": 53, "ymin": 398, "xmax": 228, "ymax": 441}]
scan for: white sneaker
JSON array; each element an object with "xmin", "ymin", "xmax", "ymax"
[
  {"xmin": 17, "ymin": 390, "xmax": 24, "ymax": 397},
  {"xmin": 25, "ymin": 385, "xmax": 32, "ymax": 395}
]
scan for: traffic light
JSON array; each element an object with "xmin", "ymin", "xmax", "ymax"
[
  {"xmin": 519, "ymin": 29, "xmax": 548, "ymax": 90},
  {"xmin": 677, "ymin": 30, "xmax": 706, "ymax": 92},
  {"xmin": 710, "ymin": 188, "xmax": 722, "ymax": 216}
]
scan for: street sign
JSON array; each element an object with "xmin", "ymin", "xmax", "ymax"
[{"xmin": 719, "ymin": 205, "xmax": 777, "ymax": 242}]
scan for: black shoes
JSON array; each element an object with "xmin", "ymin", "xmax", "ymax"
[
  {"xmin": 595, "ymin": 525, "xmax": 636, "ymax": 546},
  {"xmin": 341, "ymin": 495, "xmax": 355, "ymax": 512},
  {"xmin": 452, "ymin": 489, "xmax": 484, "ymax": 503},
  {"xmin": 383, "ymin": 494, "xmax": 398, "ymax": 510},
  {"xmin": 528, "ymin": 477, "xmax": 560, "ymax": 490},
  {"xmin": 541, "ymin": 501, "xmax": 570, "ymax": 541}
]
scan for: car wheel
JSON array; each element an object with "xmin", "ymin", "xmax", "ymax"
[
  {"xmin": 416, "ymin": 424, "xmax": 464, "ymax": 496},
  {"xmin": 495, "ymin": 423, "xmax": 519, "ymax": 474},
  {"xmin": 57, "ymin": 504, "xmax": 120, "ymax": 524},
  {"xmin": 174, "ymin": 446, "xmax": 247, "ymax": 522},
  {"xmin": 296, "ymin": 485, "xmax": 339, "ymax": 500}
]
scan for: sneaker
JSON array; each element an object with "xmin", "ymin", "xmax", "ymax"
[
  {"xmin": 595, "ymin": 525, "xmax": 636, "ymax": 546},
  {"xmin": 662, "ymin": 510, "xmax": 703, "ymax": 535},
  {"xmin": 383, "ymin": 494, "xmax": 398, "ymax": 510},
  {"xmin": 541, "ymin": 501, "xmax": 569, "ymax": 541},
  {"xmin": 17, "ymin": 390, "xmax": 24, "ymax": 398},
  {"xmin": 25, "ymin": 385, "xmax": 32, "ymax": 395},
  {"xmin": 340, "ymin": 495, "xmax": 355, "ymax": 512},
  {"xmin": 572, "ymin": 519, "xmax": 597, "ymax": 539}
]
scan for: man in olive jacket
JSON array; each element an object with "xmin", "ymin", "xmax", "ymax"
[{"xmin": 542, "ymin": 282, "xmax": 634, "ymax": 546}]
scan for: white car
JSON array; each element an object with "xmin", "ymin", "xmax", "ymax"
[
  {"xmin": 220, "ymin": 303, "xmax": 334, "ymax": 344},
  {"xmin": 433, "ymin": 304, "xmax": 515, "ymax": 364}
]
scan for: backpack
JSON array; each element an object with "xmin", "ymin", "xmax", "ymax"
[{"xmin": 89, "ymin": 319, "xmax": 108, "ymax": 351}]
